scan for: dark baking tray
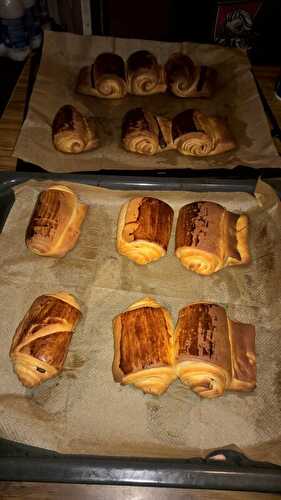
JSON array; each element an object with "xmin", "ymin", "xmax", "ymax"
[{"xmin": 0, "ymin": 171, "xmax": 281, "ymax": 492}]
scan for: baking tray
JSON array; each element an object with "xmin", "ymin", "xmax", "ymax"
[
  {"xmin": 0, "ymin": 171, "xmax": 281, "ymax": 492},
  {"xmin": 16, "ymin": 45, "xmax": 281, "ymax": 175}
]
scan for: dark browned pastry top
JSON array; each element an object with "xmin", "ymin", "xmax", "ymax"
[
  {"xmin": 94, "ymin": 52, "xmax": 126, "ymax": 80},
  {"xmin": 122, "ymin": 107, "xmax": 153, "ymax": 138},
  {"xmin": 172, "ymin": 110, "xmax": 198, "ymax": 141},
  {"xmin": 21, "ymin": 331, "xmax": 73, "ymax": 370},
  {"xmin": 119, "ymin": 306, "xmax": 171, "ymax": 374},
  {"xmin": 176, "ymin": 303, "xmax": 231, "ymax": 371},
  {"xmin": 176, "ymin": 201, "xmax": 225, "ymax": 249},
  {"xmin": 52, "ymin": 105, "xmax": 77, "ymax": 137},
  {"xmin": 126, "ymin": 197, "xmax": 174, "ymax": 250},
  {"xmin": 127, "ymin": 50, "xmax": 158, "ymax": 72},
  {"xmin": 11, "ymin": 295, "xmax": 80, "ymax": 354},
  {"xmin": 26, "ymin": 189, "xmax": 67, "ymax": 243},
  {"xmin": 165, "ymin": 53, "xmax": 195, "ymax": 81}
]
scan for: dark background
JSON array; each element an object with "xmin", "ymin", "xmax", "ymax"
[{"xmin": 92, "ymin": 0, "xmax": 281, "ymax": 64}]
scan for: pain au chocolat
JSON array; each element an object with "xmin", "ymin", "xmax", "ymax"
[
  {"xmin": 175, "ymin": 201, "xmax": 250, "ymax": 275},
  {"xmin": 117, "ymin": 196, "xmax": 174, "ymax": 265},
  {"xmin": 26, "ymin": 185, "xmax": 88, "ymax": 257},
  {"xmin": 76, "ymin": 53, "xmax": 127, "ymax": 98},
  {"xmin": 175, "ymin": 302, "xmax": 256, "ymax": 398},
  {"xmin": 52, "ymin": 105, "xmax": 98, "ymax": 154},
  {"xmin": 127, "ymin": 50, "xmax": 166, "ymax": 96},
  {"xmin": 10, "ymin": 292, "xmax": 81, "ymax": 388},
  {"xmin": 171, "ymin": 109, "xmax": 235, "ymax": 156},
  {"xmin": 165, "ymin": 53, "xmax": 216, "ymax": 98},
  {"xmin": 121, "ymin": 108, "xmax": 235, "ymax": 157},
  {"xmin": 112, "ymin": 297, "xmax": 176, "ymax": 395},
  {"xmin": 113, "ymin": 299, "xmax": 256, "ymax": 398},
  {"xmin": 122, "ymin": 108, "xmax": 173, "ymax": 156}
]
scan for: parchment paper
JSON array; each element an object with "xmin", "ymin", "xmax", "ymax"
[
  {"xmin": 14, "ymin": 31, "xmax": 281, "ymax": 172},
  {"xmin": 0, "ymin": 179, "xmax": 281, "ymax": 464}
]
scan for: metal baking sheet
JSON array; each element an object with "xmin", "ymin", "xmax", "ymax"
[{"xmin": 0, "ymin": 172, "xmax": 281, "ymax": 492}]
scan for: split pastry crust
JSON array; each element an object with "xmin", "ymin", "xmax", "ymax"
[
  {"xmin": 10, "ymin": 292, "xmax": 81, "ymax": 388},
  {"xmin": 122, "ymin": 108, "xmax": 235, "ymax": 157},
  {"xmin": 172, "ymin": 109, "xmax": 235, "ymax": 156},
  {"xmin": 122, "ymin": 107, "xmax": 173, "ymax": 155}
]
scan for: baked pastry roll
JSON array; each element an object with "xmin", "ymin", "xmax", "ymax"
[
  {"xmin": 165, "ymin": 53, "xmax": 216, "ymax": 98},
  {"xmin": 117, "ymin": 196, "xmax": 174, "ymax": 264},
  {"xmin": 122, "ymin": 107, "xmax": 172, "ymax": 155},
  {"xmin": 52, "ymin": 105, "xmax": 98, "ymax": 154},
  {"xmin": 175, "ymin": 303, "xmax": 232, "ymax": 398},
  {"xmin": 127, "ymin": 50, "xmax": 166, "ymax": 96},
  {"xmin": 228, "ymin": 320, "xmax": 256, "ymax": 391},
  {"xmin": 175, "ymin": 201, "xmax": 250, "ymax": 275},
  {"xmin": 76, "ymin": 53, "xmax": 127, "ymax": 98},
  {"xmin": 172, "ymin": 109, "xmax": 236, "ymax": 156},
  {"xmin": 10, "ymin": 292, "xmax": 81, "ymax": 388},
  {"xmin": 26, "ymin": 185, "xmax": 88, "ymax": 257},
  {"xmin": 112, "ymin": 297, "xmax": 176, "ymax": 395}
]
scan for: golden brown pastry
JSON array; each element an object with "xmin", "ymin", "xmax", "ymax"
[
  {"xmin": 112, "ymin": 297, "xmax": 176, "ymax": 395},
  {"xmin": 117, "ymin": 196, "xmax": 174, "ymax": 264},
  {"xmin": 26, "ymin": 185, "xmax": 88, "ymax": 258},
  {"xmin": 228, "ymin": 320, "xmax": 256, "ymax": 391},
  {"xmin": 172, "ymin": 109, "xmax": 236, "ymax": 156},
  {"xmin": 76, "ymin": 53, "xmax": 127, "ymax": 98},
  {"xmin": 121, "ymin": 108, "xmax": 173, "ymax": 155},
  {"xmin": 165, "ymin": 53, "xmax": 216, "ymax": 98},
  {"xmin": 52, "ymin": 105, "xmax": 98, "ymax": 154},
  {"xmin": 113, "ymin": 299, "xmax": 256, "ymax": 398},
  {"xmin": 175, "ymin": 201, "xmax": 250, "ymax": 275},
  {"xmin": 127, "ymin": 50, "xmax": 166, "ymax": 96},
  {"xmin": 10, "ymin": 292, "xmax": 81, "ymax": 388},
  {"xmin": 175, "ymin": 303, "xmax": 233, "ymax": 398}
]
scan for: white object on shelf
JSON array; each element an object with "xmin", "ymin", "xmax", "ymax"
[{"xmin": 0, "ymin": 0, "xmax": 30, "ymax": 61}]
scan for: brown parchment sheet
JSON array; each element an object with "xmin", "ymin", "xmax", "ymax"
[
  {"xmin": 0, "ymin": 179, "xmax": 281, "ymax": 464},
  {"xmin": 14, "ymin": 31, "xmax": 281, "ymax": 172}
]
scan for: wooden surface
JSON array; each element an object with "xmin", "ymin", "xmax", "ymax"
[
  {"xmin": 0, "ymin": 57, "xmax": 30, "ymax": 171},
  {"xmin": 0, "ymin": 483, "xmax": 279, "ymax": 499},
  {"xmin": 0, "ymin": 61, "xmax": 280, "ymax": 172}
]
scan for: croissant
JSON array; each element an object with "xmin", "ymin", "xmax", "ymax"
[
  {"xmin": 112, "ymin": 297, "xmax": 176, "ymax": 395},
  {"xmin": 26, "ymin": 185, "xmax": 88, "ymax": 257},
  {"xmin": 52, "ymin": 105, "xmax": 98, "ymax": 154},
  {"xmin": 172, "ymin": 109, "xmax": 236, "ymax": 156},
  {"xmin": 175, "ymin": 303, "xmax": 232, "ymax": 398},
  {"xmin": 10, "ymin": 292, "xmax": 81, "ymax": 388},
  {"xmin": 122, "ymin": 107, "xmax": 173, "ymax": 155},
  {"xmin": 165, "ymin": 53, "xmax": 216, "ymax": 98},
  {"xmin": 175, "ymin": 201, "xmax": 250, "ymax": 275},
  {"xmin": 127, "ymin": 50, "xmax": 166, "ymax": 96},
  {"xmin": 116, "ymin": 196, "xmax": 174, "ymax": 264},
  {"xmin": 76, "ymin": 53, "xmax": 127, "ymax": 99}
]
